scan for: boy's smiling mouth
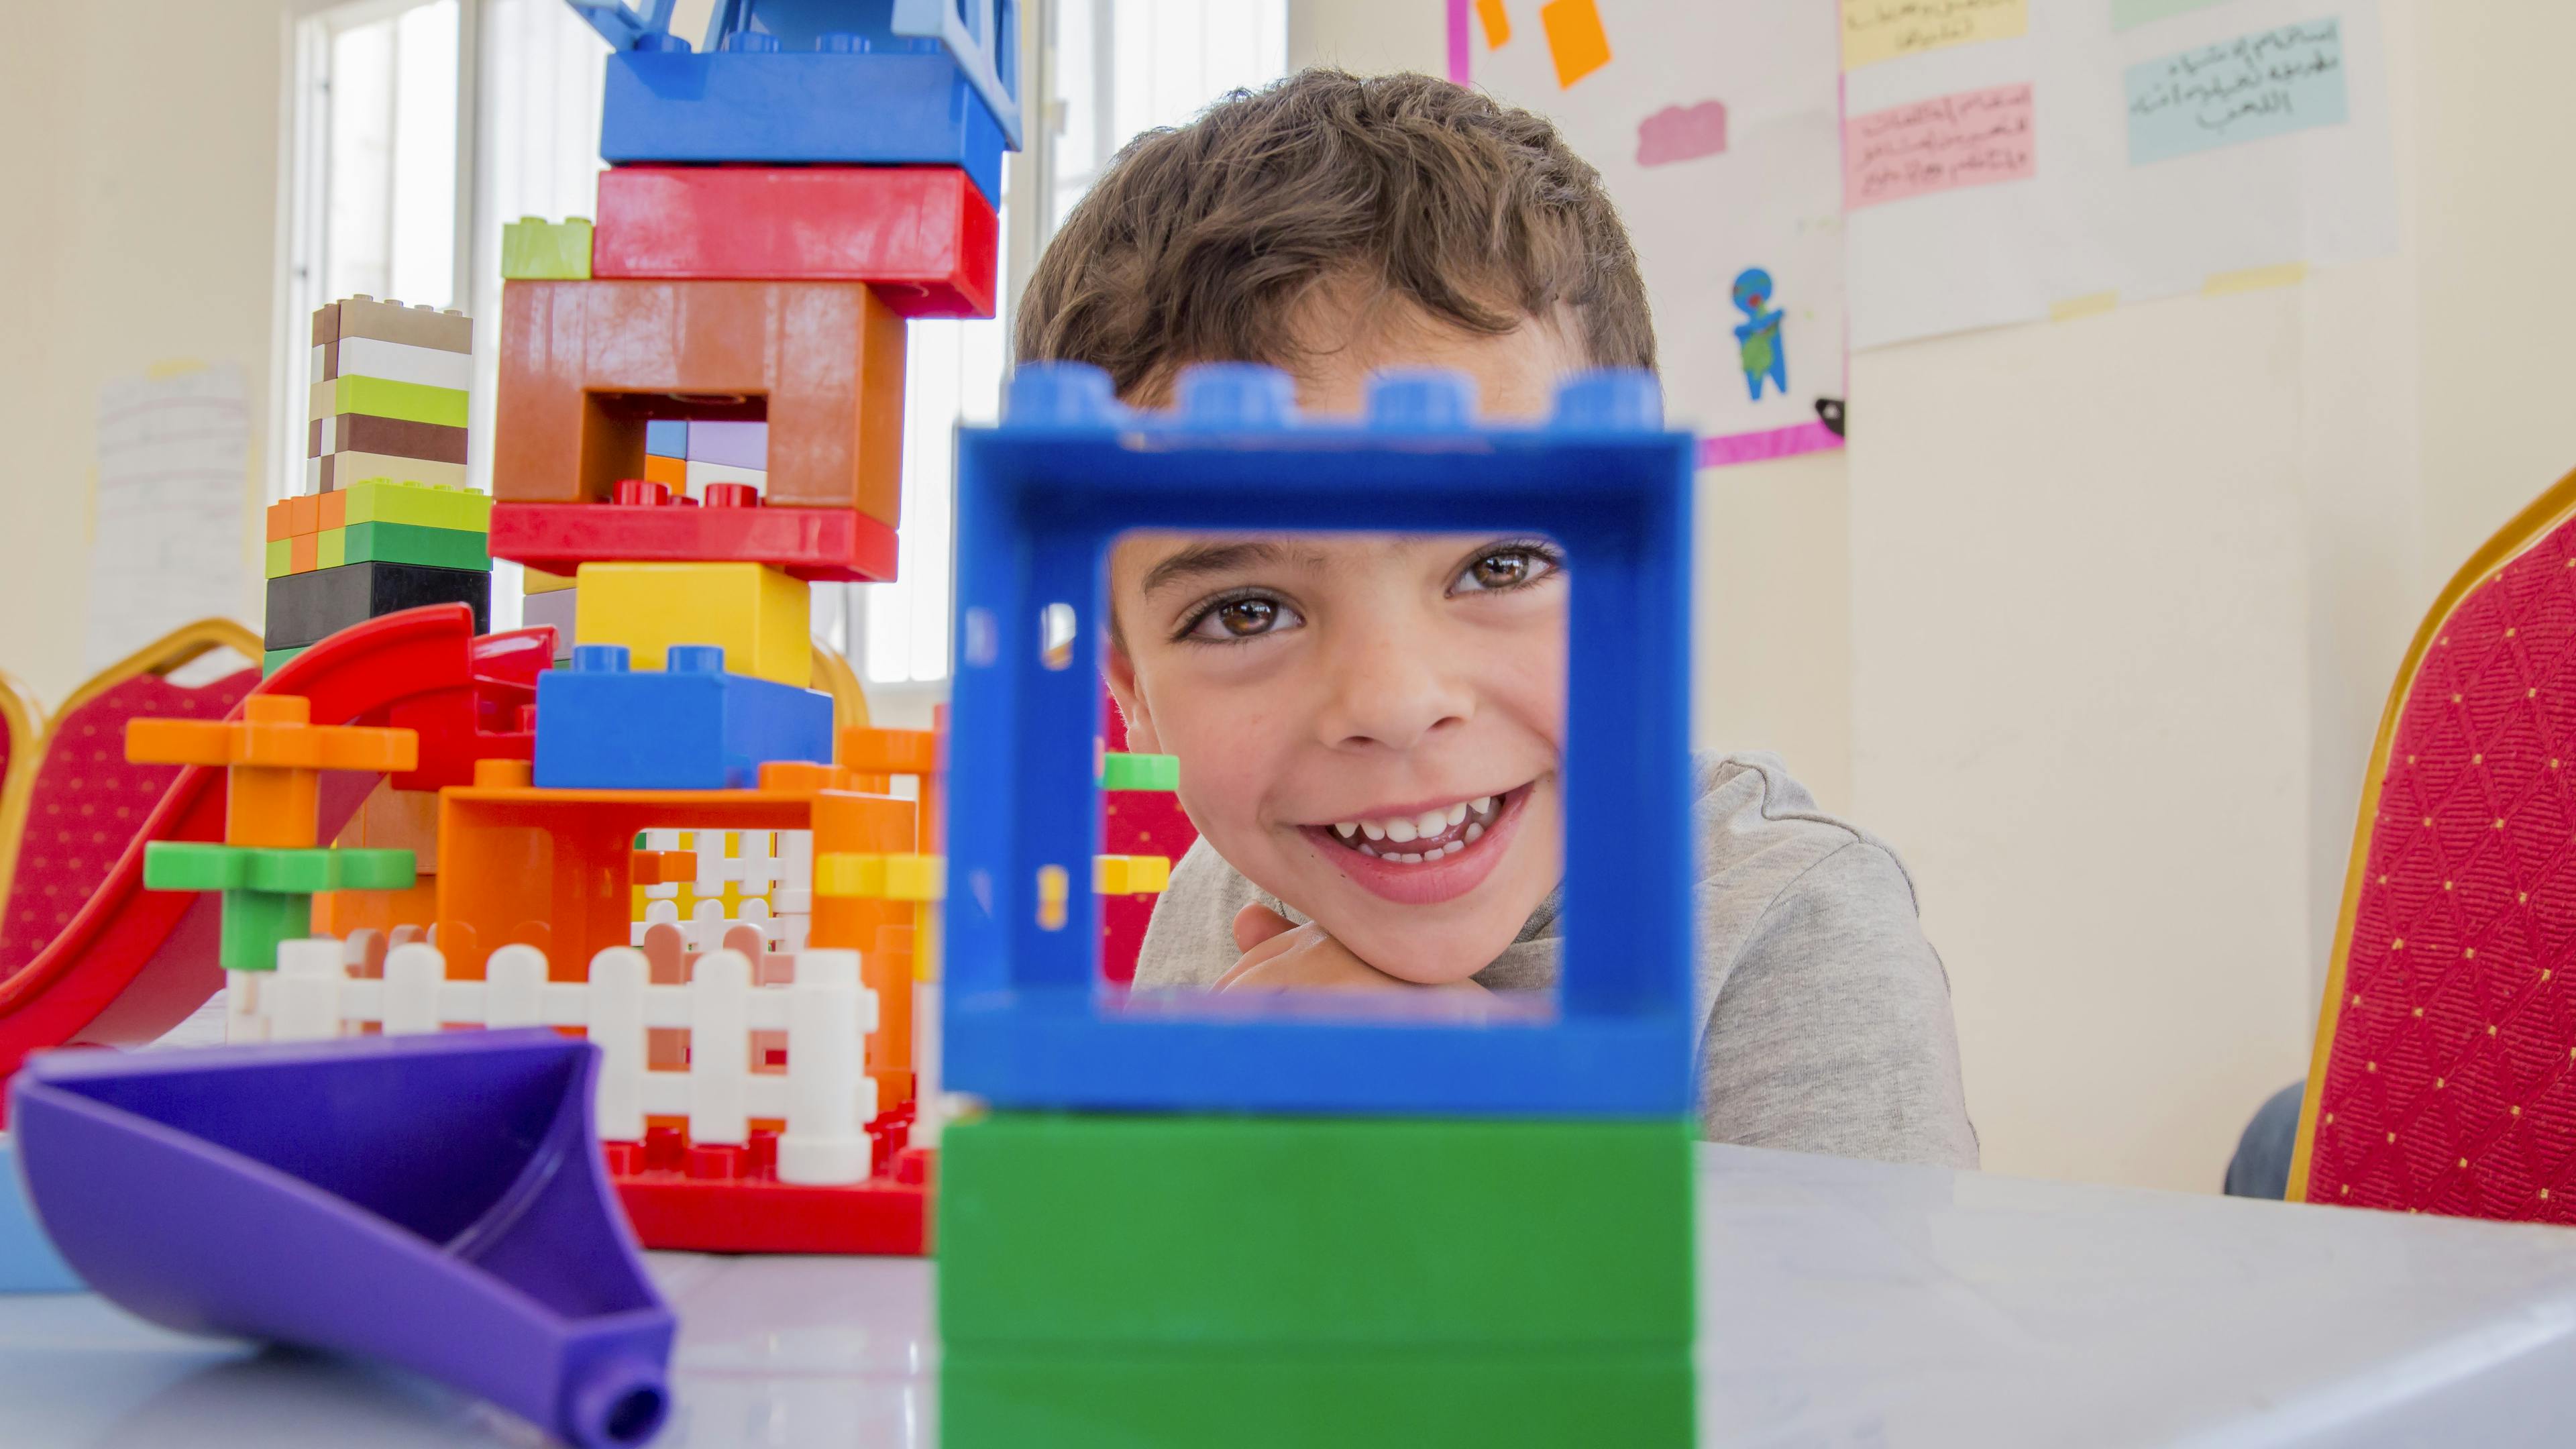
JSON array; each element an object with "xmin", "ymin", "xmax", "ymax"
[{"xmin": 1291, "ymin": 782, "xmax": 1540, "ymax": 906}]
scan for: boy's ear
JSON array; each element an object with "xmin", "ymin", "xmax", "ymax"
[{"xmin": 1102, "ymin": 637, "xmax": 1163, "ymax": 755}]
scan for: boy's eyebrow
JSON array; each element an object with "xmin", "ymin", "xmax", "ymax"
[{"xmin": 1139, "ymin": 540, "xmax": 1317, "ymax": 596}]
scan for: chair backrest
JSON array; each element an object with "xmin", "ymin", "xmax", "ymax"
[
  {"xmin": 2292, "ymin": 468, "xmax": 2576, "ymax": 1222},
  {"xmin": 0, "ymin": 670, "xmax": 43, "ymax": 914},
  {"xmin": 0, "ymin": 622, "xmax": 260, "ymax": 978}
]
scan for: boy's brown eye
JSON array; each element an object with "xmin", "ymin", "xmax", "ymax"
[
  {"xmin": 1216, "ymin": 599, "xmax": 1279, "ymax": 635},
  {"xmin": 1472, "ymin": 553, "xmax": 1532, "ymax": 588}
]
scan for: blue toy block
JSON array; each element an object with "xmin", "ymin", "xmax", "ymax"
[
  {"xmin": 644, "ymin": 419, "xmax": 688, "ymax": 460},
  {"xmin": 0, "ymin": 1138, "xmax": 83, "ymax": 1292},
  {"xmin": 533, "ymin": 645, "xmax": 833, "ymax": 790},
  {"xmin": 943, "ymin": 364, "xmax": 1697, "ymax": 1118},
  {"xmin": 600, "ymin": 46, "xmax": 1008, "ymax": 207}
]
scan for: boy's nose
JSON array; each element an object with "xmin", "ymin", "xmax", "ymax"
[{"xmin": 1311, "ymin": 626, "xmax": 1474, "ymax": 753}]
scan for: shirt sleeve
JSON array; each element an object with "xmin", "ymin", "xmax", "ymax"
[{"xmin": 1698, "ymin": 841, "xmax": 1980, "ymax": 1169}]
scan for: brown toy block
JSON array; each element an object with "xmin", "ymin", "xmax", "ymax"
[
  {"xmin": 310, "ymin": 413, "xmax": 472, "ymax": 464},
  {"xmin": 493, "ymin": 278, "xmax": 906, "ymax": 524},
  {"xmin": 313, "ymin": 294, "xmax": 473, "ymax": 353}
]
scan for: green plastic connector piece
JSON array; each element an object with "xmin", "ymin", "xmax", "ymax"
[
  {"xmin": 144, "ymin": 842, "xmax": 417, "ymax": 894},
  {"xmin": 262, "ymin": 646, "xmax": 307, "ymax": 676},
  {"xmin": 938, "ymin": 1114, "xmax": 1694, "ymax": 1349},
  {"xmin": 501, "ymin": 215, "xmax": 594, "ymax": 280},
  {"xmin": 338, "ymin": 477, "xmax": 493, "ymax": 533},
  {"xmin": 1098, "ymin": 752, "xmax": 1179, "ymax": 792},
  {"xmin": 219, "ymin": 888, "xmax": 311, "ymax": 973},
  {"xmin": 944, "ymin": 1344, "xmax": 1693, "ymax": 1449},
  {"xmin": 319, "ymin": 374, "xmax": 470, "ymax": 429}
]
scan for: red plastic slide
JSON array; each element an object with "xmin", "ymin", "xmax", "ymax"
[{"xmin": 0, "ymin": 606, "xmax": 551, "ymax": 1110}]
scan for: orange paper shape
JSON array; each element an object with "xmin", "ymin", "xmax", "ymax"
[{"xmin": 1539, "ymin": 0, "xmax": 1610, "ymax": 87}]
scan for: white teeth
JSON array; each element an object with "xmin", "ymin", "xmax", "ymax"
[
  {"xmin": 1334, "ymin": 822, "xmax": 1357, "ymax": 838},
  {"xmin": 1442, "ymin": 841, "xmax": 1463, "ymax": 856},
  {"xmin": 1470, "ymin": 796, "xmax": 1493, "ymax": 814},
  {"xmin": 1394, "ymin": 851, "xmax": 1423, "ymax": 864},
  {"xmin": 1385, "ymin": 818, "xmax": 1418, "ymax": 843},
  {"xmin": 1360, "ymin": 820, "xmax": 1386, "ymax": 841},
  {"xmin": 1446, "ymin": 802, "xmax": 1468, "ymax": 826},
  {"xmin": 1414, "ymin": 808, "xmax": 1448, "ymax": 837},
  {"xmin": 1464, "ymin": 822, "xmax": 1484, "ymax": 843},
  {"xmin": 1359, "ymin": 844, "xmax": 1377, "ymax": 857}
]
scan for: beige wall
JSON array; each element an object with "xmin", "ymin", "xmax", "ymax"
[{"xmin": 0, "ymin": 2, "xmax": 287, "ymax": 707}]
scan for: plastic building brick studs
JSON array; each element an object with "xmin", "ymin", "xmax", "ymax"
[
  {"xmin": 532, "ymin": 645, "xmax": 833, "ymax": 790},
  {"xmin": 492, "ymin": 279, "xmax": 906, "ymax": 523},
  {"xmin": 592, "ymin": 166, "xmax": 998, "ymax": 318},
  {"xmin": 13, "ymin": 1032, "xmax": 675, "ymax": 1448},
  {"xmin": 574, "ymin": 561, "xmax": 811, "ymax": 687},
  {"xmin": 490, "ymin": 485, "xmax": 900, "ymax": 582},
  {"xmin": 313, "ymin": 294, "xmax": 472, "ymax": 353},
  {"xmin": 502, "ymin": 215, "xmax": 595, "ymax": 279},
  {"xmin": 943, "ymin": 364, "xmax": 1697, "ymax": 1118}
]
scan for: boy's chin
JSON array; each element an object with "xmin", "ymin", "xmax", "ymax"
[{"xmin": 1334, "ymin": 918, "xmax": 1522, "ymax": 987}]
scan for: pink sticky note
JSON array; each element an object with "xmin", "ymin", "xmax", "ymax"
[
  {"xmin": 1843, "ymin": 83, "xmax": 2037, "ymax": 210},
  {"xmin": 1636, "ymin": 100, "xmax": 1729, "ymax": 168}
]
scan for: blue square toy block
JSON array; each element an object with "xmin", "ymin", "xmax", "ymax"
[
  {"xmin": 644, "ymin": 419, "xmax": 688, "ymax": 460},
  {"xmin": 533, "ymin": 644, "xmax": 832, "ymax": 790},
  {"xmin": 943, "ymin": 362, "xmax": 1698, "ymax": 1118},
  {"xmin": 600, "ymin": 45, "xmax": 1008, "ymax": 207}
]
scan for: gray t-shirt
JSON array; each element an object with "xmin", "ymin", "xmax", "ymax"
[{"xmin": 1133, "ymin": 751, "xmax": 1980, "ymax": 1170}]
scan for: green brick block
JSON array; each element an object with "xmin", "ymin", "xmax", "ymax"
[
  {"xmin": 339, "ymin": 519, "xmax": 490, "ymax": 572},
  {"xmin": 144, "ymin": 843, "xmax": 416, "ymax": 894},
  {"xmin": 338, "ymin": 478, "xmax": 492, "ymax": 533},
  {"xmin": 501, "ymin": 215, "xmax": 594, "ymax": 279},
  {"xmin": 321, "ymin": 374, "xmax": 470, "ymax": 429},
  {"xmin": 262, "ymin": 646, "xmax": 307, "ymax": 676},
  {"xmin": 217, "ymin": 888, "xmax": 311, "ymax": 973},
  {"xmin": 943, "ymin": 1344, "xmax": 1693, "ymax": 1449},
  {"xmin": 317, "ymin": 526, "xmax": 347, "ymax": 570},
  {"xmin": 939, "ymin": 1114, "xmax": 1694, "ymax": 1349},
  {"xmin": 264, "ymin": 538, "xmax": 293, "ymax": 579},
  {"xmin": 1098, "ymin": 752, "xmax": 1179, "ymax": 792}
]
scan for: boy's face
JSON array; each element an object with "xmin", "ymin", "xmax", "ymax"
[{"xmin": 1104, "ymin": 309, "xmax": 1587, "ymax": 985}]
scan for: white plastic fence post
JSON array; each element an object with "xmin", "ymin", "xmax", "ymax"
[
  {"xmin": 688, "ymin": 948, "xmax": 753, "ymax": 1145},
  {"xmin": 223, "ymin": 970, "xmax": 267, "ymax": 1044},
  {"xmin": 587, "ymin": 947, "xmax": 649, "ymax": 1143},
  {"xmin": 382, "ymin": 943, "xmax": 445, "ymax": 1033},
  {"xmin": 776, "ymin": 949, "xmax": 879, "ymax": 1185},
  {"xmin": 268, "ymin": 939, "xmax": 345, "ymax": 1042},
  {"xmin": 689, "ymin": 898, "xmax": 727, "ymax": 955},
  {"xmin": 486, "ymin": 943, "xmax": 548, "ymax": 1027}
]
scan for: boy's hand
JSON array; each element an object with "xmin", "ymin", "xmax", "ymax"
[{"xmin": 1214, "ymin": 904, "xmax": 1490, "ymax": 998}]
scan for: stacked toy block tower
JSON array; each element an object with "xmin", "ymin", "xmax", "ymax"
[
  {"xmin": 264, "ymin": 296, "xmax": 489, "ymax": 674},
  {"xmin": 936, "ymin": 364, "xmax": 1702, "ymax": 1448}
]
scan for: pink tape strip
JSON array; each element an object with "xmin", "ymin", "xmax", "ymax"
[
  {"xmin": 1698, "ymin": 421, "xmax": 1843, "ymax": 469},
  {"xmin": 1448, "ymin": 0, "xmax": 1472, "ymax": 83}
]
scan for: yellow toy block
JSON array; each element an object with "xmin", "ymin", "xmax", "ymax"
[
  {"xmin": 1093, "ymin": 855, "xmax": 1173, "ymax": 896},
  {"xmin": 813, "ymin": 852, "xmax": 947, "ymax": 902},
  {"xmin": 574, "ymin": 561, "xmax": 810, "ymax": 686}
]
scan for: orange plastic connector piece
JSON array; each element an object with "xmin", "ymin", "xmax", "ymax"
[
  {"xmin": 127, "ymin": 694, "xmax": 419, "ymax": 849},
  {"xmin": 492, "ymin": 278, "xmax": 907, "ymax": 523}
]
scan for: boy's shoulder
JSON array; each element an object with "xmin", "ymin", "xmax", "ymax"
[{"xmin": 1691, "ymin": 750, "xmax": 1913, "ymax": 906}]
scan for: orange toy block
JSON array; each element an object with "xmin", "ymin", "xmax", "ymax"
[
  {"xmin": 127, "ymin": 695, "xmax": 418, "ymax": 849},
  {"xmin": 809, "ymin": 790, "xmax": 918, "ymax": 1077},
  {"xmin": 492, "ymin": 278, "xmax": 907, "ymax": 524},
  {"xmin": 841, "ymin": 727, "xmax": 938, "ymax": 775},
  {"xmin": 628, "ymin": 849, "xmax": 699, "ymax": 885},
  {"xmin": 642, "ymin": 453, "xmax": 688, "ymax": 490}
]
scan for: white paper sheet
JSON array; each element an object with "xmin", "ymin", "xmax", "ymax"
[
  {"xmin": 86, "ymin": 364, "xmax": 253, "ymax": 669},
  {"xmin": 1464, "ymin": 0, "xmax": 1847, "ymax": 466},
  {"xmin": 1843, "ymin": 0, "xmax": 2398, "ymax": 350}
]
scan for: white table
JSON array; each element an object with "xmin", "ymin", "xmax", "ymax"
[{"xmin": 1, "ymin": 1144, "xmax": 2572, "ymax": 1447}]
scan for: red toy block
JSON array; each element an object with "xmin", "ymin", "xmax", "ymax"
[
  {"xmin": 602, "ymin": 1124, "xmax": 928, "ymax": 1255},
  {"xmin": 592, "ymin": 166, "xmax": 998, "ymax": 320},
  {"xmin": 486, "ymin": 481, "xmax": 898, "ymax": 582},
  {"xmin": 493, "ymin": 278, "xmax": 906, "ymax": 523}
]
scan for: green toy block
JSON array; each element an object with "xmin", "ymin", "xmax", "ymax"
[
  {"xmin": 317, "ymin": 374, "xmax": 470, "ymax": 429},
  {"xmin": 943, "ymin": 1344, "xmax": 1693, "ymax": 1449},
  {"xmin": 938, "ymin": 1114, "xmax": 1694, "ymax": 1350},
  {"xmin": 217, "ymin": 888, "xmax": 311, "ymax": 973},
  {"xmin": 264, "ymin": 538, "xmax": 293, "ymax": 579},
  {"xmin": 317, "ymin": 527, "xmax": 347, "ymax": 570},
  {"xmin": 262, "ymin": 646, "xmax": 306, "ymax": 676},
  {"xmin": 338, "ymin": 477, "xmax": 492, "ymax": 533},
  {"xmin": 1098, "ymin": 752, "xmax": 1179, "ymax": 792},
  {"xmin": 144, "ymin": 842, "xmax": 416, "ymax": 894},
  {"xmin": 501, "ymin": 215, "xmax": 594, "ymax": 280},
  {"xmin": 340, "ymin": 519, "xmax": 490, "ymax": 572}
]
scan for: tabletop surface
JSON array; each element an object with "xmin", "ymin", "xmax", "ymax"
[{"xmin": 1, "ymin": 1142, "xmax": 2573, "ymax": 1448}]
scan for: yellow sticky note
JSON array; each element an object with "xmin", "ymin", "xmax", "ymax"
[
  {"xmin": 1476, "ymin": 0, "xmax": 1511, "ymax": 48},
  {"xmin": 1539, "ymin": 0, "xmax": 1609, "ymax": 88},
  {"xmin": 1841, "ymin": 0, "xmax": 2028, "ymax": 72},
  {"xmin": 2203, "ymin": 262, "xmax": 2309, "ymax": 297}
]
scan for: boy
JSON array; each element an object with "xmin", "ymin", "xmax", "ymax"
[{"xmin": 1017, "ymin": 70, "xmax": 1978, "ymax": 1169}]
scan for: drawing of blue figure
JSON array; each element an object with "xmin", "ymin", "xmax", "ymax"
[{"xmin": 1731, "ymin": 266, "xmax": 1787, "ymax": 401}]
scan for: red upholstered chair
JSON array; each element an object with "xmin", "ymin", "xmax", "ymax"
[
  {"xmin": 0, "ymin": 621, "xmax": 261, "ymax": 977},
  {"xmin": 2292, "ymin": 468, "xmax": 2576, "ymax": 1221},
  {"xmin": 1101, "ymin": 688, "xmax": 1197, "ymax": 985}
]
